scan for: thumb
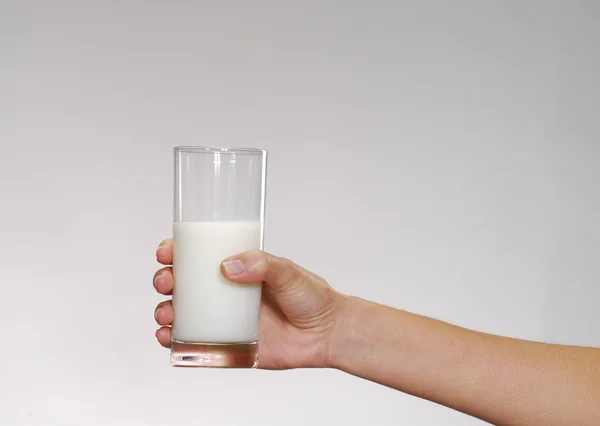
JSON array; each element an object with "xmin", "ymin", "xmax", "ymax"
[
  {"xmin": 221, "ymin": 250, "xmax": 308, "ymax": 293},
  {"xmin": 221, "ymin": 250, "xmax": 340, "ymax": 334}
]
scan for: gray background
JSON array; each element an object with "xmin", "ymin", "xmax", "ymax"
[{"xmin": 1, "ymin": 1, "xmax": 599, "ymax": 425}]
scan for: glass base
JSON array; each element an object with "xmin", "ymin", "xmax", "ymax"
[{"xmin": 170, "ymin": 340, "xmax": 259, "ymax": 368}]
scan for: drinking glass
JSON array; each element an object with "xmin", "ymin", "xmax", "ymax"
[{"xmin": 170, "ymin": 146, "xmax": 267, "ymax": 367}]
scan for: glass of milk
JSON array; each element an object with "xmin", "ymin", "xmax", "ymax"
[{"xmin": 170, "ymin": 146, "xmax": 267, "ymax": 367}]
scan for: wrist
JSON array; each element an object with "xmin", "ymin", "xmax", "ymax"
[{"xmin": 325, "ymin": 294, "xmax": 361, "ymax": 369}]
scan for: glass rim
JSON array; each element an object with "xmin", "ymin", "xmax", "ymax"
[{"xmin": 174, "ymin": 146, "xmax": 267, "ymax": 155}]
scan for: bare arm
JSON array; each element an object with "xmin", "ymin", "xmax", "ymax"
[
  {"xmin": 153, "ymin": 246, "xmax": 600, "ymax": 425},
  {"xmin": 329, "ymin": 296, "xmax": 600, "ymax": 426}
]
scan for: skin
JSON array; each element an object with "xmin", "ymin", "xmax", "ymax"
[{"xmin": 154, "ymin": 240, "xmax": 600, "ymax": 425}]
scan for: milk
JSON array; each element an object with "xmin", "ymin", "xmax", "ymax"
[{"xmin": 172, "ymin": 221, "xmax": 262, "ymax": 344}]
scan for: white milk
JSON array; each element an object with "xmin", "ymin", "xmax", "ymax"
[{"xmin": 172, "ymin": 221, "xmax": 262, "ymax": 343}]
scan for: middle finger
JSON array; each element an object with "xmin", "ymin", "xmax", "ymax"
[{"xmin": 153, "ymin": 267, "xmax": 173, "ymax": 295}]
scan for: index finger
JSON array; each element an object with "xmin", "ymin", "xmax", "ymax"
[{"xmin": 156, "ymin": 239, "xmax": 173, "ymax": 265}]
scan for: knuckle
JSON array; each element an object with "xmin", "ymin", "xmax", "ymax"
[{"xmin": 248, "ymin": 249, "xmax": 267, "ymax": 264}]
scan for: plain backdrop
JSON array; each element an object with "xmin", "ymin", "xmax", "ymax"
[{"xmin": 1, "ymin": 1, "xmax": 599, "ymax": 425}]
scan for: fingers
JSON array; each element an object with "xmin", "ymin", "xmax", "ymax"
[
  {"xmin": 154, "ymin": 300, "xmax": 173, "ymax": 326},
  {"xmin": 156, "ymin": 239, "xmax": 173, "ymax": 265},
  {"xmin": 221, "ymin": 250, "xmax": 319, "ymax": 293},
  {"xmin": 155, "ymin": 326, "xmax": 171, "ymax": 348},
  {"xmin": 153, "ymin": 267, "xmax": 173, "ymax": 295},
  {"xmin": 154, "ymin": 301, "xmax": 173, "ymax": 348},
  {"xmin": 155, "ymin": 239, "xmax": 173, "ymax": 349}
]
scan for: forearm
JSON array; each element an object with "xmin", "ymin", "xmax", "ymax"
[{"xmin": 329, "ymin": 296, "xmax": 600, "ymax": 425}]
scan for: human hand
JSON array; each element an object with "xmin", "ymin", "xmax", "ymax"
[
  {"xmin": 153, "ymin": 240, "xmax": 346, "ymax": 369},
  {"xmin": 153, "ymin": 240, "xmax": 600, "ymax": 426}
]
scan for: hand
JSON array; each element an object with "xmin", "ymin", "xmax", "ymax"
[{"xmin": 153, "ymin": 240, "xmax": 346, "ymax": 369}]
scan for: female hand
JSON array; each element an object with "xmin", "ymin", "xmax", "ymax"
[
  {"xmin": 153, "ymin": 240, "xmax": 345, "ymax": 369},
  {"xmin": 153, "ymin": 240, "xmax": 600, "ymax": 425}
]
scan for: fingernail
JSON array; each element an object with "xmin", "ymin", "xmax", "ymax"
[
  {"xmin": 154, "ymin": 275, "xmax": 163, "ymax": 288},
  {"xmin": 155, "ymin": 308, "xmax": 163, "ymax": 322},
  {"xmin": 222, "ymin": 259, "xmax": 246, "ymax": 275}
]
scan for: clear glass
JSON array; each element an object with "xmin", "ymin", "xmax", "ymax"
[{"xmin": 170, "ymin": 146, "xmax": 267, "ymax": 367}]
